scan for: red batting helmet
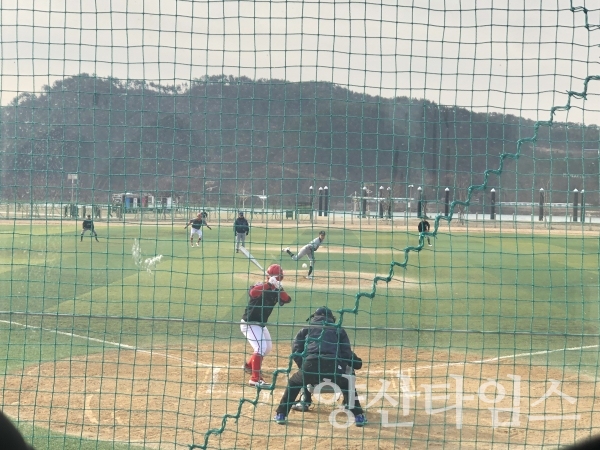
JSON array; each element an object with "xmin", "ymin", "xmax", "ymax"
[{"xmin": 266, "ymin": 264, "xmax": 284, "ymax": 281}]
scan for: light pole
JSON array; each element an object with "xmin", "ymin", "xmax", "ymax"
[
  {"xmin": 387, "ymin": 186, "xmax": 392, "ymax": 219},
  {"xmin": 68, "ymin": 173, "xmax": 78, "ymax": 217},
  {"xmin": 408, "ymin": 184, "xmax": 414, "ymax": 215},
  {"xmin": 583, "ymin": 149, "xmax": 600, "ymax": 207},
  {"xmin": 318, "ymin": 187, "xmax": 323, "ymax": 216},
  {"xmin": 257, "ymin": 190, "xmax": 267, "ymax": 222},
  {"xmin": 68, "ymin": 173, "xmax": 78, "ymax": 204},
  {"xmin": 309, "ymin": 186, "xmax": 314, "ymax": 222}
]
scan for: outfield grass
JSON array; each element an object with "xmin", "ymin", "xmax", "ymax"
[
  {"xmin": 1, "ymin": 221, "xmax": 599, "ymax": 447},
  {"xmin": 1, "ymin": 222, "xmax": 599, "ymax": 342}
]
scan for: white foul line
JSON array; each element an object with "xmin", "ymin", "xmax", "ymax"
[
  {"xmin": 2, "ymin": 319, "xmax": 597, "ymax": 379},
  {"xmin": 410, "ymin": 343, "xmax": 600, "ymax": 373},
  {"xmin": 0, "ymin": 319, "xmax": 225, "ymax": 369}
]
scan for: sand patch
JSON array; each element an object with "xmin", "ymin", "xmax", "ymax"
[
  {"xmin": 1, "ymin": 341, "xmax": 598, "ymax": 449},
  {"xmin": 237, "ymin": 269, "xmax": 422, "ymax": 291},
  {"xmin": 260, "ymin": 245, "xmax": 397, "ymax": 255}
]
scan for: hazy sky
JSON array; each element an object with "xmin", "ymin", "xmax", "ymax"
[{"xmin": 1, "ymin": 0, "xmax": 599, "ymax": 124}]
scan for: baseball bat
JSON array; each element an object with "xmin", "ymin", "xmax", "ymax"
[{"xmin": 239, "ymin": 246, "xmax": 266, "ymax": 274}]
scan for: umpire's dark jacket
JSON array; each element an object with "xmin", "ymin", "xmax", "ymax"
[
  {"xmin": 292, "ymin": 311, "xmax": 361, "ymax": 372},
  {"xmin": 234, "ymin": 217, "xmax": 249, "ymax": 234}
]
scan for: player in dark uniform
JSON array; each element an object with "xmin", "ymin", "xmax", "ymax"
[
  {"xmin": 418, "ymin": 218, "xmax": 432, "ymax": 246},
  {"xmin": 273, "ymin": 306, "xmax": 366, "ymax": 426},
  {"xmin": 80, "ymin": 215, "xmax": 99, "ymax": 242},
  {"xmin": 291, "ymin": 346, "xmax": 362, "ymax": 412},
  {"xmin": 241, "ymin": 264, "xmax": 291, "ymax": 386},
  {"xmin": 234, "ymin": 211, "xmax": 250, "ymax": 253},
  {"xmin": 184, "ymin": 212, "xmax": 212, "ymax": 247}
]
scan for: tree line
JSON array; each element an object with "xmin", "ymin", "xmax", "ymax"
[{"xmin": 1, "ymin": 73, "xmax": 598, "ymax": 206}]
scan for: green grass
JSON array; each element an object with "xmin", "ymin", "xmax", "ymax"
[
  {"xmin": 16, "ymin": 422, "xmax": 141, "ymax": 450},
  {"xmin": 1, "ymin": 222, "xmax": 599, "ymax": 341},
  {"xmin": 1, "ymin": 221, "xmax": 599, "ymax": 446}
]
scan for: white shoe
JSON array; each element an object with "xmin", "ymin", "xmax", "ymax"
[
  {"xmin": 305, "ymin": 276, "xmax": 313, "ymax": 280},
  {"xmin": 428, "ymin": 244, "xmax": 432, "ymax": 247},
  {"xmin": 196, "ymin": 242, "xmax": 200, "ymax": 247},
  {"xmin": 283, "ymin": 247, "xmax": 290, "ymax": 252},
  {"xmin": 248, "ymin": 378, "xmax": 268, "ymax": 387}
]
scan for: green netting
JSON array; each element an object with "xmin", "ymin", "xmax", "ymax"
[{"xmin": 1, "ymin": 1, "xmax": 600, "ymax": 449}]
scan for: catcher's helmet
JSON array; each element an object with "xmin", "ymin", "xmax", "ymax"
[
  {"xmin": 266, "ymin": 264, "xmax": 284, "ymax": 281},
  {"xmin": 310, "ymin": 306, "xmax": 336, "ymax": 322}
]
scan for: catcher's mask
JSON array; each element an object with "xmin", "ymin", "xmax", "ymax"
[{"xmin": 308, "ymin": 306, "xmax": 336, "ymax": 323}]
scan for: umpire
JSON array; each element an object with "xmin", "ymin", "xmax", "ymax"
[
  {"xmin": 234, "ymin": 211, "xmax": 249, "ymax": 253},
  {"xmin": 273, "ymin": 306, "xmax": 366, "ymax": 426}
]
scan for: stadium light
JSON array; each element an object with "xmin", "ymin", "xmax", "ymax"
[
  {"xmin": 583, "ymin": 149, "xmax": 599, "ymax": 206},
  {"xmin": 67, "ymin": 173, "xmax": 78, "ymax": 205}
]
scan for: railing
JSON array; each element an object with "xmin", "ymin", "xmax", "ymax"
[{"xmin": 1, "ymin": 202, "xmax": 598, "ymax": 229}]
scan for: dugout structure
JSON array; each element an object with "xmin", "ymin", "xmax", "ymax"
[{"xmin": 1, "ymin": 2, "xmax": 600, "ymax": 450}]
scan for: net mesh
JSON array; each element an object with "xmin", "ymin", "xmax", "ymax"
[{"xmin": 1, "ymin": 1, "xmax": 600, "ymax": 449}]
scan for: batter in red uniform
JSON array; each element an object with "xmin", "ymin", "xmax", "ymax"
[{"xmin": 240, "ymin": 264, "xmax": 291, "ymax": 386}]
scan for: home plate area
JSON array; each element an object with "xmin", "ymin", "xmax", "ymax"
[{"xmin": 0, "ymin": 342, "xmax": 597, "ymax": 449}]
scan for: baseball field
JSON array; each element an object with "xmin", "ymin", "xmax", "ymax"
[{"xmin": 0, "ymin": 220, "xmax": 599, "ymax": 449}]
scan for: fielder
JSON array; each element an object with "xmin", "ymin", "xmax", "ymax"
[
  {"xmin": 80, "ymin": 215, "xmax": 99, "ymax": 242},
  {"xmin": 273, "ymin": 306, "xmax": 366, "ymax": 426},
  {"xmin": 233, "ymin": 211, "xmax": 249, "ymax": 253},
  {"xmin": 184, "ymin": 212, "xmax": 212, "ymax": 247},
  {"xmin": 418, "ymin": 218, "xmax": 432, "ymax": 246},
  {"xmin": 283, "ymin": 230, "xmax": 325, "ymax": 279},
  {"xmin": 241, "ymin": 264, "xmax": 291, "ymax": 386}
]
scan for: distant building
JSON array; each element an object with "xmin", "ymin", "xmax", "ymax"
[{"xmin": 112, "ymin": 193, "xmax": 153, "ymax": 210}]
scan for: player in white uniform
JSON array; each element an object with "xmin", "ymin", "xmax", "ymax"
[
  {"xmin": 283, "ymin": 231, "xmax": 325, "ymax": 279},
  {"xmin": 241, "ymin": 264, "xmax": 291, "ymax": 386},
  {"xmin": 184, "ymin": 212, "xmax": 212, "ymax": 246}
]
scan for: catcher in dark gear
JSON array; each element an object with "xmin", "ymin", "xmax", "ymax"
[
  {"xmin": 273, "ymin": 307, "xmax": 365, "ymax": 426},
  {"xmin": 291, "ymin": 308, "xmax": 362, "ymax": 412}
]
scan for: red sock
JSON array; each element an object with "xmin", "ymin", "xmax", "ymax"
[
  {"xmin": 246, "ymin": 354, "xmax": 255, "ymax": 368},
  {"xmin": 251, "ymin": 354, "xmax": 263, "ymax": 380}
]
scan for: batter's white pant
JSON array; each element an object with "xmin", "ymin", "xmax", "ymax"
[
  {"xmin": 291, "ymin": 245, "xmax": 314, "ymax": 264},
  {"xmin": 240, "ymin": 320, "xmax": 272, "ymax": 356}
]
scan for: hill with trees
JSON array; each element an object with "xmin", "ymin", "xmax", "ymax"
[{"xmin": 1, "ymin": 73, "xmax": 598, "ymax": 207}]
